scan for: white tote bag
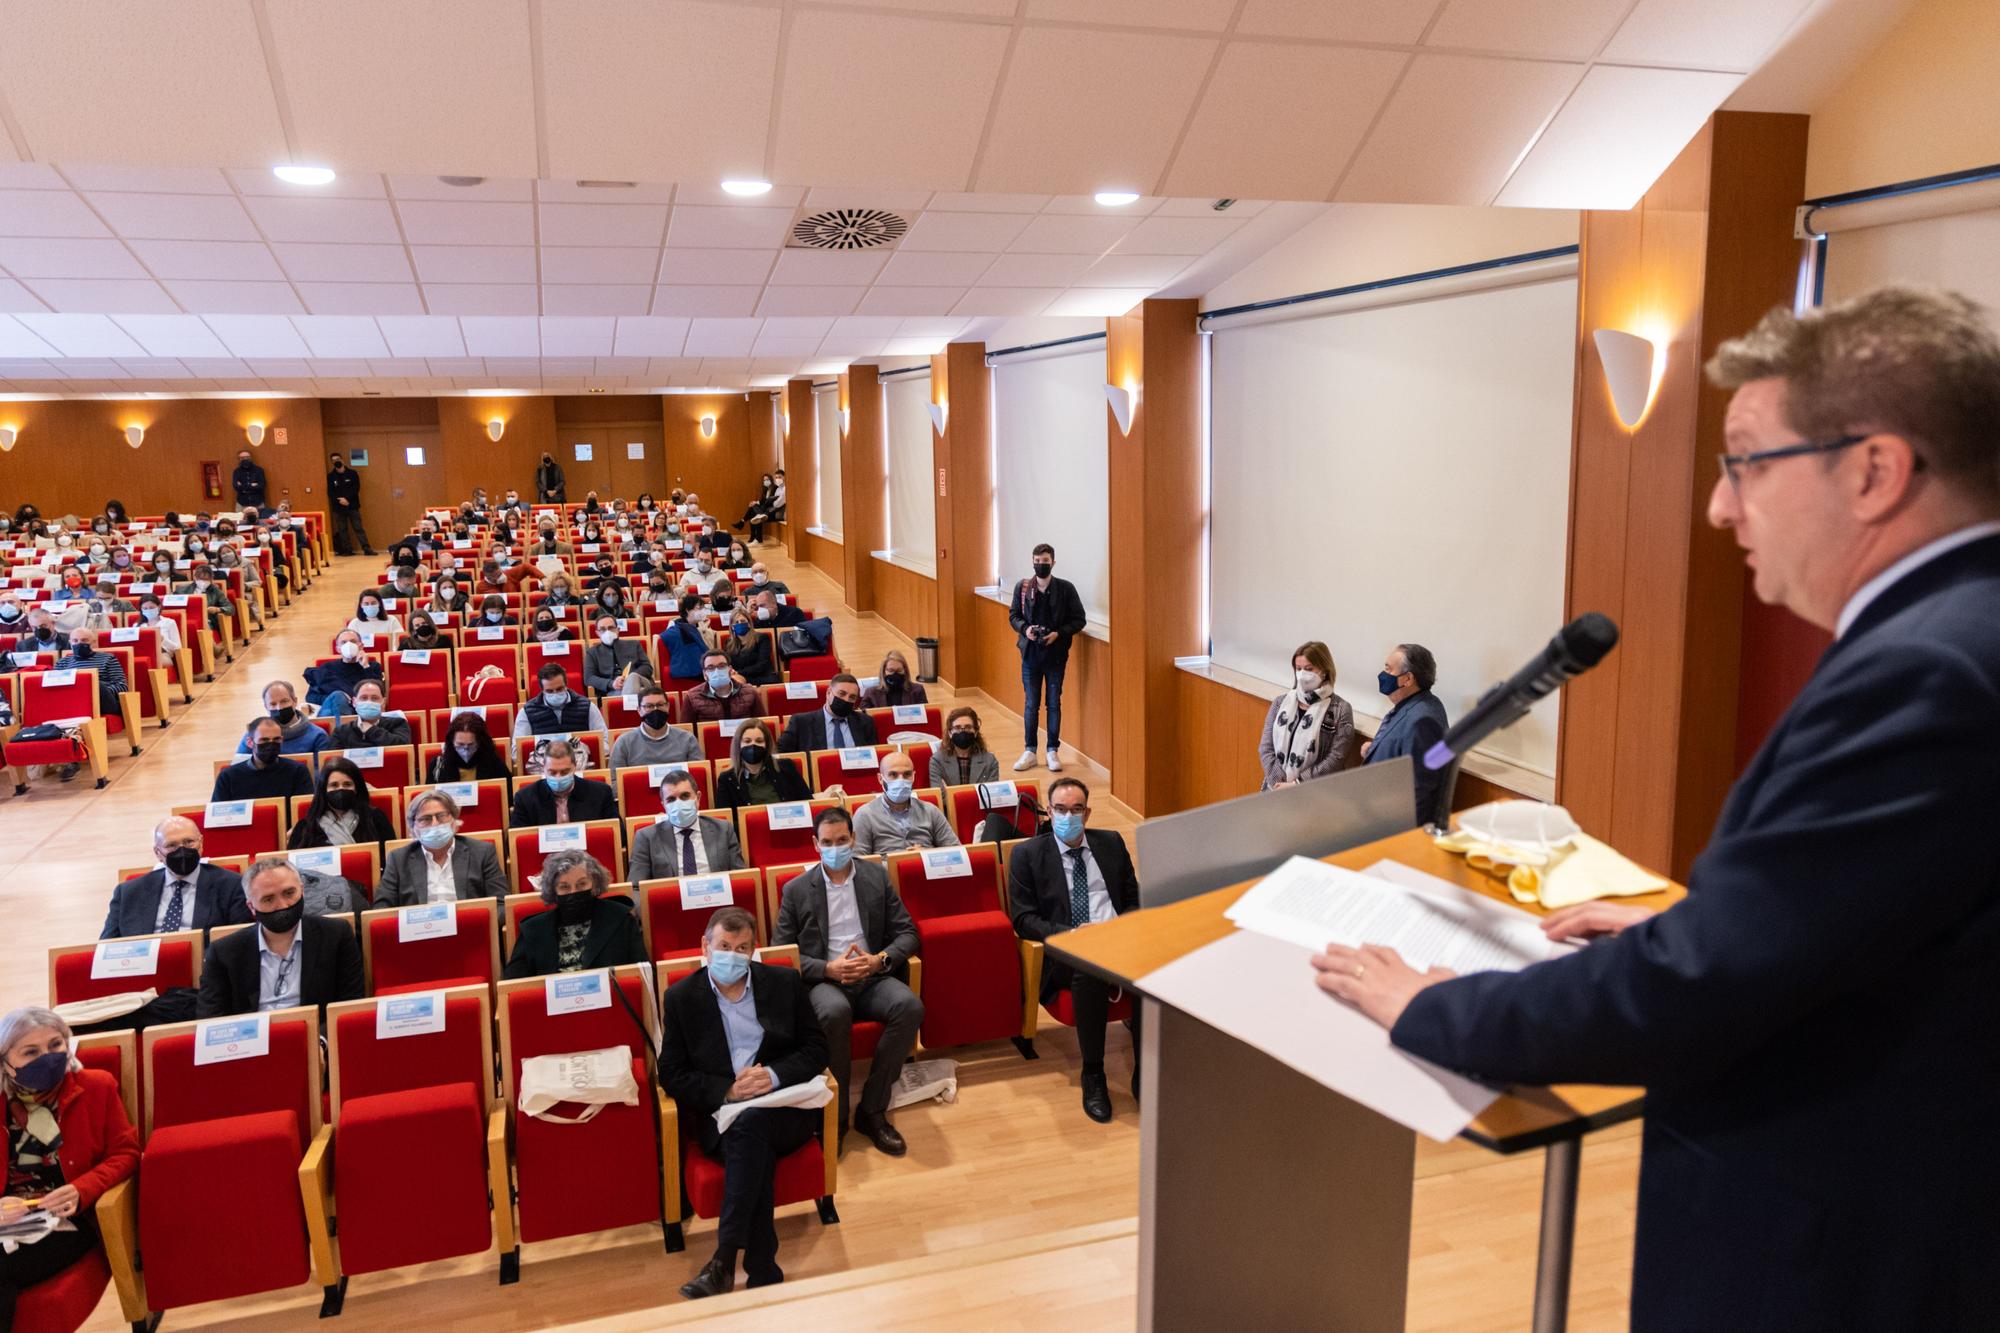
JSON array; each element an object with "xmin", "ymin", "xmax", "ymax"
[{"xmin": 517, "ymin": 1045, "xmax": 639, "ymax": 1124}]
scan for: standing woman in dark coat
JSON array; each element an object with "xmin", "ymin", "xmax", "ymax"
[{"xmin": 535, "ymin": 452, "xmax": 566, "ymax": 504}]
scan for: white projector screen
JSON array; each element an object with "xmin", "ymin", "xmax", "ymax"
[
  {"xmin": 884, "ymin": 373, "xmax": 938, "ymax": 575},
  {"xmin": 813, "ymin": 385, "xmax": 843, "ymax": 538},
  {"xmin": 1207, "ymin": 274, "xmax": 1578, "ymax": 775},
  {"xmin": 1821, "ymin": 206, "xmax": 2000, "ymax": 327},
  {"xmin": 992, "ymin": 344, "xmax": 1110, "ymax": 625}
]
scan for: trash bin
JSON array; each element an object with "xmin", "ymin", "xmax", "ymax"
[{"xmin": 915, "ymin": 636, "xmax": 940, "ymax": 682}]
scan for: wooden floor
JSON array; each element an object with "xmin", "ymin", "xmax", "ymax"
[{"xmin": 4, "ymin": 537, "xmax": 1641, "ymax": 1331}]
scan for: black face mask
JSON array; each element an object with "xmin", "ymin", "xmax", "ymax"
[
  {"xmin": 254, "ymin": 739, "xmax": 283, "ymax": 764},
  {"xmin": 256, "ymin": 901, "xmax": 304, "ymax": 934},
  {"xmin": 1033, "ymin": 562, "xmax": 1053, "ymax": 579},
  {"xmin": 535, "ymin": 619, "xmax": 556, "ymax": 634},
  {"xmin": 270, "ymin": 707, "xmax": 298, "ymax": 727},
  {"xmin": 33, "ymin": 625, "xmax": 53, "ymax": 641},
  {"xmin": 325, "ymin": 787, "xmax": 360, "ymax": 812},
  {"xmin": 641, "ymin": 709, "xmax": 671, "ymax": 732},
  {"xmin": 555, "ymin": 893, "xmax": 594, "ymax": 926},
  {"xmin": 950, "ymin": 731, "xmax": 975, "ymax": 750},
  {"xmin": 163, "ymin": 845, "xmax": 202, "ymax": 877},
  {"xmin": 827, "ymin": 696, "xmax": 854, "ymax": 719},
  {"xmin": 738, "ymin": 744, "xmax": 768, "ymax": 767},
  {"xmin": 883, "ymin": 672, "xmax": 906, "ymax": 690}
]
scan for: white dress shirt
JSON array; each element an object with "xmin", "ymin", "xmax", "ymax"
[
  {"xmin": 424, "ymin": 845, "xmax": 458, "ymax": 903},
  {"xmin": 822, "ymin": 868, "xmax": 865, "ymax": 963},
  {"xmin": 1835, "ymin": 520, "xmax": 2000, "ymax": 638},
  {"xmin": 1060, "ymin": 838, "xmax": 1118, "ymax": 925},
  {"xmin": 256, "ymin": 926, "xmax": 304, "ymax": 1012}
]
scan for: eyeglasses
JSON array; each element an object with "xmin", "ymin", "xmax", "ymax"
[{"xmin": 1716, "ymin": 434, "xmax": 1867, "ymax": 490}]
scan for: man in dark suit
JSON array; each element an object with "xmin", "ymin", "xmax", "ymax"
[
  {"xmin": 629, "ymin": 770, "xmax": 747, "ymax": 881},
  {"xmin": 196, "ymin": 858, "xmax": 364, "ymax": 1017},
  {"xmin": 1007, "ymin": 541, "xmax": 1086, "ymax": 774},
  {"xmin": 101, "ymin": 815, "xmax": 252, "ymax": 938},
  {"xmin": 772, "ymin": 808, "xmax": 922, "ymax": 1154},
  {"xmin": 775, "ymin": 674, "xmax": 876, "ymax": 754},
  {"xmin": 374, "ymin": 789, "xmax": 510, "ymax": 905},
  {"xmin": 508, "ymin": 738, "xmax": 617, "ymax": 826},
  {"xmin": 749, "ymin": 587, "xmax": 806, "ymax": 629},
  {"xmin": 1313, "ymin": 288, "xmax": 2000, "ymax": 1331},
  {"xmin": 1007, "ymin": 777, "xmax": 1142, "ymax": 1123},
  {"xmin": 1360, "ymin": 642, "xmax": 1451, "ymax": 827},
  {"xmin": 659, "ymin": 906, "xmax": 830, "ymax": 1299}
]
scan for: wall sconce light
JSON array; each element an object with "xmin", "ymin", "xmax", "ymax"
[
  {"xmin": 927, "ymin": 401, "xmax": 947, "ymax": 436},
  {"xmin": 1593, "ymin": 328, "xmax": 1663, "ymax": 429},
  {"xmin": 700, "ymin": 415, "xmax": 716, "ymax": 438},
  {"xmin": 839, "ymin": 407, "xmax": 850, "ymax": 434},
  {"xmin": 1104, "ymin": 383, "xmax": 1137, "ymax": 436},
  {"xmin": 245, "ymin": 422, "xmax": 266, "ymax": 447},
  {"xmin": 124, "ymin": 424, "xmax": 145, "ymax": 449},
  {"xmin": 0, "ymin": 426, "xmax": 16, "ymax": 453},
  {"xmin": 486, "ymin": 418, "xmax": 505, "ymax": 442}
]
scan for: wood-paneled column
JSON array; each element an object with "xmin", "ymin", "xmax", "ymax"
[
  {"xmin": 838, "ymin": 365, "xmax": 884, "ymax": 614},
  {"xmin": 1107, "ymin": 298, "xmax": 1203, "ymax": 816},
  {"xmin": 1558, "ymin": 110, "xmax": 1809, "ymax": 879},
  {"xmin": 931, "ymin": 341, "xmax": 991, "ymax": 687},
  {"xmin": 782, "ymin": 378, "xmax": 816, "ymax": 559},
  {"xmin": 748, "ymin": 390, "xmax": 781, "ymax": 482}
]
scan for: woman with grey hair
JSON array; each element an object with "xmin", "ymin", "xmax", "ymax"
[
  {"xmin": 0, "ymin": 1006, "xmax": 140, "ymax": 1324},
  {"xmin": 501, "ymin": 850, "xmax": 644, "ymax": 979}
]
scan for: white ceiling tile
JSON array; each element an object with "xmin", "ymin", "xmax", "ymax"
[
  {"xmin": 419, "ymin": 284, "xmax": 541, "ymax": 316},
  {"xmin": 1236, "ymin": 0, "xmax": 1443, "ymax": 43},
  {"xmin": 683, "ymin": 319, "xmax": 762, "ymax": 357},
  {"xmin": 813, "ymin": 341, "xmax": 887, "ymax": 360},
  {"xmin": 975, "ymin": 28, "xmax": 1216, "ymax": 195},
  {"xmin": 952, "ymin": 288, "xmax": 1061, "ymax": 316},
  {"xmin": 882, "ymin": 337, "xmax": 951, "ymax": 356},
  {"xmin": 109, "ymin": 315, "xmax": 231, "ymax": 358},
  {"xmin": 541, "ymin": 285, "xmax": 654, "ymax": 316},
  {"xmin": 856, "ymin": 287, "xmax": 968, "ymax": 316},
  {"xmin": 830, "ymin": 316, "xmax": 906, "ymax": 339},
  {"xmin": 180, "ymin": 356, "xmax": 258, "ymax": 376},
  {"xmin": 0, "ymin": 319, "xmax": 59, "ymax": 357},
  {"xmin": 61, "ymin": 166, "xmax": 233, "ymax": 194},
  {"xmin": 243, "ymin": 359, "xmax": 311, "ymax": 376},
  {"xmin": 387, "ymin": 175, "xmax": 534, "ymax": 202},
  {"xmin": 665, "ymin": 206, "xmax": 795, "ymax": 250},
  {"xmin": 410, "ymin": 246, "xmax": 538, "ymax": 284},
  {"xmin": 752, "ymin": 335, "xmax": 826, "ymax": 358},
  {"xmin": 272, "ymin": 243, "xmax": 416, "ymax": 283},
  {"xmin": 541, "ymin": 247, "xmax": 661, "ymax": 284},
  {"xmin": 366, "ymin": 359, "xmax": 432, "ymax": 376},
  {"xmin": 613, "ymin": 318, "xmax": 691, "ymax": 356},
  {"xmin": 263, "ymin": 0, "xmax": 539, "ymax": 176},
  {"xmin": 0, "ymin": 191, "xmax": 113, "ymax": 239},
  {"xmin": 1496, "ymin": 65, "xmax": 1742, "ymax": 208},
  {"xmin": 87, "ymin": 192, "xmax": 257, "ymax": 241},
  {"xmin": 0, "ymin": 281, "xmax": 50, "ymax": 314},
  {"xmin": 651, "ymin": 286, "xmax": 764, "ymax": 317},
  {"xmin": 291, "ymin": 316, "xmax": 391, "ymax": 358},
  {"xmin": 1165, "ymin": 44, "xmax": 1405, "ymax": 199},
  {"xmin": 241, "ymin": 196, "xmax": 404, "ymax": 244},
  {"xmin": 1110, "ymin": 214, "xmax": 1246, "ymax": 254},
  {"xmin": 925, "ymin": 193, "xmax": 1051, "ymax": 213},
  {"xmin": 755, "ymin": 287, "xmax": 866, "ymax": 317},
  {"xmin": 127, "ymin": 240, "xmax": 283, "ymax": 282},
  {"xmin": 1337, "ymin": 55, "xmax": 1581, "ymax": 204},
  {"xmin": 0, "ymin": 165, "xmax": 69, "ymax": 190},
  {"xmin": 14, "ymin": 314, "xmax": 148, "ymax": 357},
  {"xmin": 590, "ymin": 358, "xmax": 650, "ymax": 375},
  {"xmin": 1043, "ymin": 288, "xmax": 1152, "ymax": 317},
  {"xmin": 0, "ymin": 238, "xmax": 147, "ymax": 279},
  {"xmin": 899, "ymin": 211, "xmax": 1034, "ymax": 252},
  {"xmin": 1602, "ymin": 0, "xmax": 1812, "ymax": 72},
  {"xmin": 533, "ymin": 181, "xmax": 678, "ymax": 204},
  {"xmin": 296, "ymin": 283, "xmax": 426, "ymax": 315},
  {"xmin": 1006, "ymin": 214, "xmax": 1137, "ymax": 254},
  {"xmin": 776, "ymin": 12, "xmax": 1011, "ymax": 189},
  {"xmin": 657, "ymin": 248, "xmax": 778, "ymax": 285},
  {"xmin": 541, "ymin": 0, "xmax": 777, "ymax": 183},
  {"xmin": 541, "ymin": 203, "xmax": 671, "ymax": 247},
  {"xmin": 22, "ymin": 279, "xmax": 179, "ymax": 314},
  {"xmin": 396, "ymin": 201, "xmax": 536, "ymax": 246},
  {"xmin": 1041, "ymin": 195, "xmax": 1166, "ymax": 216},
  {"xmin": 481, "ymin": 357, "xmax": 544, "ymax": 374},
  {"xmin": 539, "ymin": 317, "xmax": 617, "ymax": 356},
  {"xmin": 898, "ymin": 317, "xmax": 968, "ymax": 335},
  {"xmin": 1075, "ymin": 253, "xmax": 1194, "ymax": 287},
  {"xmin": 175, "ymin": 284, "xmax": 308, "ymax": 318},
  {"xmin": 801, "ymin": 189, "xmax": 937, "ymax": 215},
  {"xmin": 671, "ymin": 185, "xmax": 807, "ymax": 210},
  {"xmin": 875, "ymin": 250, "xmax": 996, "ymax": 286},
  {"xmin": 306, "ymin": 358, "xmax": 377, "ymax": 376},
  {"xmin": 977, "ymin": 252, "xmax": 1094, "ymax": 285},
  {"xmin": 1150, "ymin": 197, "xmax": 1269, "ymax": 217},
  {"xmin": 374, "ymin": 316, "xmax": 468, "ymax": 357},
  {"xmin": 757, "ymin": 317, "xmax": 838, "ymax": 339},
  {"xmin": 1027, "ymin": 0, "xmax": 1236, "ymax": 27},
  {"xmin": 769, "ymin": 250, "xmax": 891, "ymax": 286},
  {"xmin": 115, "ymin": 359, "xmax": 197, "ymax": 378},
  {"xmin": 1426, "ymin": 0, "xmax": 1632, "ymax": 60}
]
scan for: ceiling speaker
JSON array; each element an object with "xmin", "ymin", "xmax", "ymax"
[{"xmin": 791, "ymin": 208, "xmax": 909, "ymax": 250}]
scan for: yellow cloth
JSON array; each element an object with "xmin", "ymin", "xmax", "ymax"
[{"xmin": 1433, "ymin": 829, "xmax": 1668, "ymax": 909}]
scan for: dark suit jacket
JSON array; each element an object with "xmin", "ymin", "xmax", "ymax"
[
  {"xmin": 101, "ymin": 864, "xmax": 250, "ymax": 939},
  {"xmin": 195, "ymin": 914, "xmax": 365, "ymax": 1018},
  {"xmin": 328, "ymin": 715, "xmax": 413, "ymax": 749},
  {"xmin": 658, "ymin": 961, "xmax": 828, "ymax": 1152},
  {"xmin": 373, "ymin": 837, "xmax": 509, "ymax": 907},
  {"xmin": 509, "ymin": 774, "xmax": 618, "ymax": 827},
  {"xmin": 772, "ymin": 860, "xmax": 918, "ymax": 987},
  {"xmin": 584, "ymin": 639, "xmax": 649, "ymax": 695},
  {"xmin": 210, "ymin": 756, "xmax": 315, "ymax": 804},
  {"xmin": 777, "ymin": 708, "xmax": 877, "ymax": 755},
  {"xmin": 1363, "ymin": 690, "xmax": 1451, "ymax": 826},
  {"xmin": 1007, "ymin": 829, "xmax": 1140, "ymax": 1002},
  {"xmin": 713, "ymin": 763, "xmax": 810, "ymax": 811},
  {"xmin": 1008, "ymin": 575, "xmax": 1087, "ymax": 661},
  {"xmin": 1391, "ymin": 533, "xmax": 2000, "ymax": 1331},
  {"xmin": 502, "ymin": 897, "xmax": 646, "ymax": 978}
]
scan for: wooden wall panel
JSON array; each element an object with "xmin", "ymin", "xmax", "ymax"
[
  {"xmin": 0, "ymin": 397, "xmax": 326, "ymax": 519},
  {"xmin": 871, "ymin": 558, "xmax": 939, "ymax": 645},
  {"xmin": 782, "ymin": 379, "xmax": 817, "ymax": 560},
  {"xmin": 438, "ymin": 395, "xmax": 557, "ymax": 509},
  {"xmin": 931, "ymin": 343, "xmax": 992, "ymax": 691},
  {"xmin": 800, "ymin": 529, "xmax": 843, "ymax": 588},
  {"xmin": 837, "ymin": 366, "xmax": 884, "ymax": 613},
  {"xmin": 661, "ymin": 392, "xmax": 759, "ymax": 525},
  {"xmin": 749, "ymin": 390, "xmax": 781, "ymax": 483}
]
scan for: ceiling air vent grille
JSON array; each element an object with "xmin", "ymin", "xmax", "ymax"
[{"xmin": 790, "ymin": 208, "xmax": 908, "ymax": 250}]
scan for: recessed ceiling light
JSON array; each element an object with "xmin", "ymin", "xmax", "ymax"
[
  {"xmin": 273, "ymin": 164, "xmax": 336, "ymax": 186},
  {"xmin": 1094, "ymin": 190, "xmax": 1140, "ymax": 207},
  {"xmin": 438, "ymin": 175, "xmax": 486, "ymax": 188},
  {"xmin": 575, "ymin": 179, "xmax": 636, "ymax": 189},
  {"xmin": 721, "ymin": 179, "xmax": 773, "ymax": 197}
]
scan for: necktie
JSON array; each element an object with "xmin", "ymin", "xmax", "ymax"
[
  {"xmin": 1067, "ymin": 849, "xmax": 1090, "ymax": 927},
  {"xmin": 680, "ymin": 827, "xmax": 697, "ymax": 876},
  {"xmin": 162, "ymin": 879, "xmax": 187, "ymax": 932}
]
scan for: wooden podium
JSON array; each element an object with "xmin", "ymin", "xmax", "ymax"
[{"xmin": 1048, "ymin": 827, "xmax": 1683, "ymax": 1333}]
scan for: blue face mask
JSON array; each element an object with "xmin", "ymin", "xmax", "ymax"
[
  {"xmin": 706, "ymin": 947, "xmax": 750, "ymax": 985},
  {"xmin": 9, "ymin": 1049, "xmax": 69, "ymax": 1094},
  {"xmin": 704, "ymin": 667, "xmax": 731, "ymax": 692},
  {"xmin": 454, "ymin": 742, "xmax": 478, "ymax": 762},
  {"xmin": 819, "ymin": 842, "xmax": 854, "ymax": 873},
  {"xmin": 884, "ymin": 778, "xmax": 914, "ymax": 803},
  {"xmin": 416, "ymin": 823, "xmax": 455, "ymax": 850},
  {"xmin": 1377, "ymin": 671, "xmax": 1401, "ymax": 696},
  {"xmin": 1051, "ymin": 812, "xmax": 1085, "ymax": 844},
  {"xmin": 355, "ymin": 700, "xmax": 382, "ymax": 721},
  {"xmin": 545, "ymin": 772, "xmax": 575, "ymax": 794},
  {"xmin": 664, "ymin": 796, "xmax": 699, "ymax": 829}
]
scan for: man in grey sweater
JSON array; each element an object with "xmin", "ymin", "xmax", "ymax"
[
  {"xmin": 851, "ymin": 749, "xmax": 961, "ymax": 855},
  {"xmin": 607, "ymin": 683, "xmax": 702, "ymax": 769}
]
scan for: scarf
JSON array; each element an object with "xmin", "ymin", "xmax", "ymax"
[
  {"xmin": 318, "ymin": 809, "xmax": 360, "ymax": 845},
  {"xmin": 1271, "ymin": 686, "xmax": 1335, "ymax": 780}
]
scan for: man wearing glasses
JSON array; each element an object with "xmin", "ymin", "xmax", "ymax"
[{"xmin": 1313, "ymin": 287, "xmax": 2000, "ymax": 1329}]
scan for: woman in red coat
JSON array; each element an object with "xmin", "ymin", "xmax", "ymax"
[{"xmin": 0, "ymin": 1006, "xmax": 140, "ymax": 1330}]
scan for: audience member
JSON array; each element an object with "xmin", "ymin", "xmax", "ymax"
[
  {"xmin": 216, "ymin": 542, "xmax": 265, "ymax": 630},
  {"xmin": 713, "ymin": 722, "xmax": 809, "ymax": 810},
  {"xmin": 930, "ymin": 706, "xmax": 1000, "ymax": 788},
  {"xmin": 304, "ymin": 630, "xmax": 384, "ymax": 717},
  {"xmin": 137, "ymin": 594, "xmax": 183, "ymax": 658},
  {"xmin": 175, "ymin": 560, "xmax": 236, "ymax": 635},
  {"xmin": 399, "ymin": 609, "xmax": 444, "ymax": 650},
  {"xmin": 1361, "ymin": 642, "xmax": 1451, "ymax": 826},
  {"xmin": 528, "ymin": 609, "xmax": 575, "ymax": 643},
  {"xmin": 509, "ymin": 738, "xmax": 616, "ymax": 826},
  {"xmin": 1007, "ymin": 777, "xmax": 1142, "ymax": 1123},
  {"xmin": 286, "ymin": 757, "xmax": 396, "ymax": 850},
  {"xmin": 851, "ymin": 751, "xmax": 960, "ymax": 855},
  {"xmin": 346, "ymin": 589, "xmax": 403, "ymax": 644},
  {"xmin": 20, "ymin": 606, "xmax": 67, "ymax": 655},
  {"xmin": 860, "ymin": 650, "xmax": 926, "ymax": 709},
  {"xmin": 1258, "ymin": 640, "xmax": 1356, "ymax": 789},
  {"xmin": 778, "ymin": 674, "xmax": 875, "ymax": 753},
  {"xmin": 54, "ymin": 625, "xmax": 128, "ymax": 720},
  {"xmin": 534, "ymin": 452, "xmax": 566, "ymax": 504},
  {"xmin": 607, "ymin": 684, "xmax": 702, "ymax": 769},
  {"xmin": 196, "ymin": 858, "xmax": 365, "ymax": 1017},
  {"xmin": 502, "ymin": 851, "xmax": 643, "ymax": 978},
  {"xmin": 235, "ymin": 680, "xmax": 332, "ymax": 756},
  {"xmin": 328, "ymin": 678, "xmax": 411, "ymax": 748},
  {"xmin": 721, "ymin": 608, "xmax": 780, "ymax": 685},
  {"xmin": 429, "ymin": 711, "xmax": 512, "ymax": 782},
  {"xmin": 659, "ymin": 594, "xmax": 717, "ymax": 681},
  {"xmin": 1009, "ymin": 542, "xmax": 1086, "ymax": 774},
  {"xmin": 538, "ymin": 572, "xmax": 579, "ymax": 611},
  {"xmin": 514, "ymin": 663, "xmax": 606, "ymax": 737},
  {"xmin": 100, "ymin": 816, "xmax": 251, "ymax": 937},
  {"xmin": 630, "ymin": 769, "xmax": 747, "ymax": 881},
  {"xmin": 474, "ymin": 592, "xmax": 516, "ymax": 628},
  {"xmin": 745, "ymin": 563, "xmax": 788, "ymax": 595},
  {"xmin": 773, "ymin": 808, "xmax": 921, "ymax": 1153},
  {"xmin": 733, "ymin": 474, "xmax": 781, "ymax": 536},
  {"xmin": 374, "ymin": 789, "xmax": 509, "ymax": 906},
  {"xmin": 681, "ymin": 552, "xmax": 733, "ymax": 596},
  {"xmin": 214, "ymin": 717, "xmax": 317, "ymax": 801},
  {"xmin": 751, "ymin": 587, "xmax": 805, "ymax": 628},
  {"xmin": 585, "ymin": 613, "xmax": 650, "ymax": 696},
  {"xmin": 684, "ymin": 649, "xmax": 759, "ymax": 723}
]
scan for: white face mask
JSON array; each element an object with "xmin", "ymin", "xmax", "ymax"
[
  {"xmin": 340, "ymin": 641, "xmax": 362, "ymax": 661},
  {"xmin": 752, "ymin": 572, "xmax": 767, "ymax": 585},
  {"xmin": 1296, "ymin": 670, "xmax": 1324, "ymax": 694},
  {"xmin": 598, "ymin": 629, "xmax": 618, "ymax": 646}
]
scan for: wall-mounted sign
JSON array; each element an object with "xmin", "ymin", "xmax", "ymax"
[
  {"xmin": 627, "ymin": 442, "xmax": 645, "ymax": 460},
  {"xmin": 574, "ymin": 443, "xmax": 594, "ymax": 461},
  {"xmin": 349, "ymin": 448, "xmax": 370, "ymax": 467}
]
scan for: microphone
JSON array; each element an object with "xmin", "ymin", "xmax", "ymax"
[{"xmin": 1422, "ymin": 613, "xmax": 1619, "ymax": 771}]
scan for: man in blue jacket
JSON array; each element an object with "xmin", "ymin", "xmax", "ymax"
[
  {"xmin": 1360, "ymin": 642, "xmax": 1450, "ymax": 827},
  {"xmin": 1314, "ymin": 287, "xmax": 2000, "ymax": 1331}
]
